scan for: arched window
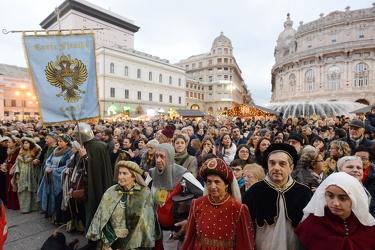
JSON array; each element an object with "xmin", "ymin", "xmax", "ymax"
[
  {"xmin": 327, "ymin": 66, "xmax": 340, "ymax": 89},
  {"xmin": 124, "ymin": 66, "xmax": 128, "ymax": 76},
  {"xmin": 110, "ymin": 63, "xmax": 115, "ymax": 74},
  {"xmin": 208, "ymin": 107, "xmax": 213, "ymax": 115},
  {"xmin": 354, "ymin": 63, "xmax": 368, "ymax": 87},
  {"xmin": 159, "ymin": 74, "xmax": 163, "ymax": 83},
  {"xmin": 305, "ymin": 69, "xmax": 315, "ymax": 92},
  {"xmin": 137, "ymin": 69, "xmax": 141, "ymax": 79},
  {"xmin": 149, "ymin": 72, "xmax": 152, "ymax": 81},
  {"xmin": 169, "ymin": 76, "xmax": 172, "ymax": 85},
  {"xmin": 289, "ymin": 74, "xmax": 296, "ymax": 93}
]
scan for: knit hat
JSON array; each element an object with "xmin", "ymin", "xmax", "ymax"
[
  {"xmin": 59, "ymin": 134, "xmax": 72, "ymax": 144},
  {"xmin": 262, "ymin": 143, "xmax": 298, "ymax": 170},
  {"xmin": 200, "ymin": 158, "xmax": 234, "ymax": 184},
  {"xmin": 47, "ymin": 131, "xmax": 58, "ymax": 141},
  {"xmin": 161, "ymin": 125, "xmax": 175, "ymax": 139},
  {"xmin": 287, "ymin": 132, "xmax": 303, "ymax": 145}
]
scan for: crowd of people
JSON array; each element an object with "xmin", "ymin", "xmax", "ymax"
[{"xmin": 1, "ymin": 107, "xmax": 375, "ymax": 249}]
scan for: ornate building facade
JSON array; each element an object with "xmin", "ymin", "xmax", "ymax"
[
  {"xmin": 176, "ymin": 32, "xmax": 253, "ymax": 118},
  {"xmin": 271, "ymin": 4, "xmax": 375, "ymax": 106}
]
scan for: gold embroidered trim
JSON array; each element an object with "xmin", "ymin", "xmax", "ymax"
[
  {"xmin": 197, "ymin": 235, "xmax": 234, "ymax": 248},
  {"xmin": 114, "ymin": 228, "xmax": 129, "ymax": 238}
]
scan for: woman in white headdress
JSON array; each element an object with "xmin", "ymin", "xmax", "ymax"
[{"xmin": 295, "ymin": 172, "xmax": 375, "ymax": 250}]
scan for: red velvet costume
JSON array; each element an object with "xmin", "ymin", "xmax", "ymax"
[
  {"xmin": 182, "ymin": 195, "xmax": 255, "ymax": 250},
  {"xmin": 295, "ymin": 206, "xmax": 375, "ymax": 250},
  {"xmin": 4, "ymin": 148, "xmax": 20, "ymax": 210}
]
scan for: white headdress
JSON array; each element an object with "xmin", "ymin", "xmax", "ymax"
[{"xmin": 302, "ymin": 172, "xmax": 375, "ymax": 226}]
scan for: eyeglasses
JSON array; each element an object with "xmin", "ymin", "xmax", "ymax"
[
  {"xmin": 231, "ymin": 168, "xmax": 242, "ymax": 172},
  {"xmin": 329, "ymin": 147, "xmax": 337, "ymax": 150},
  {"xmin": 244, "ymin": 175, "xmax": 254, "ymax": 179},
  {"xmin": 239, "ymin": 150, "xmax": 249, "ymax": 154},
  {"xmin": 358, "ymin": 156, "xmax": 369, "ymax": 161}
]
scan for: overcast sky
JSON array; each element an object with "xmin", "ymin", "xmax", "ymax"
[{"xmin": 0, "ymin": 0, "xmax": 372, "ymax": 105}]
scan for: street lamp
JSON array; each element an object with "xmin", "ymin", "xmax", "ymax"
[{"xmin": 15, "ymin": 85, "xmax": 31, "ymax": 121}]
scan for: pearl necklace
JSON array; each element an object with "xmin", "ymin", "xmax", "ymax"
[{"xmin": 208, "ymin": 193, "xmax": 230, "ymax": 208}]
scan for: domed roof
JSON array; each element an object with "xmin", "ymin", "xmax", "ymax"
[
  {"xmin": 212, "ymin": 32, "xmax": 232, "ymax": 48},
  {"xmin": 278, "ymin": 13, "xmax": 296, "ymax": 44}
]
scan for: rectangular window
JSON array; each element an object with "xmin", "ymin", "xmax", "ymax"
[
  {"xmin": 190, "ymin": 92, "xmax": 193, "ymax": 97},
  {"xmin": 199, "ymin": 62, "xmax": 202, "ymax": 67},
  {"xmin": 209, "ymin": 76, "xmax": 213, "ymax": 82},
  {"xmin": 224, "ymin": 58, "xmax": 228, "ymax": 63},
  {"xmin": 217, "ymin": 58, "xmax": 222, "ymax": 63},
  {"xmin": 192, "ymin": 63, "xmax": 196, "ymax": 69},
  {"xmin": 217, "ymin": 68, "xmax": 222, "ymax": 72},
  {"xmin": 307, "ymin": 38, "xmax": 312, "ymax": 48},
  {"xmin": 149, "ymin": 93, "xmax": 153, "ymax": 101},
  {"xmin": 217, "ymin": 85, "xmax": 222, "ymax": 91},
  {"xmin": 159, "ymin": 94, "xmax": 163, "ymax": 102},
  {"xmin": 208, "ymin": 93, "xmax": 212, "ymax": 101},
  {"xmin": 137, "ymin": 91, "xmax": 141, "ymax": 100},
  {"xmin": 208, "ymin": 60, "xmax": 212, "ymax": 65},
  {"xmin": 186, "ymin": 91, "xmax": 189, "ymax": 97},
  {"xmin": 209, "ymin": 86, "xmax": 213, "ymax": 91},
  {"xmin": 110, "ymin": 88, "xmax": 115, "ymax": 98},
  {"xmin": 169, "ymin": 95, "xmax": 172, "ymax": 103},
  {"xmin": 179, "ymin": 97, "xmax": 182, "ymax": 104},
  {"xmin": 331, "ymin": 34, "xmax": 336, "ymax": 42},
  {"xmin": 198, "ymin": 93, "xmax": 201, "ymax": 99},
  {"xmin": 208, "ymin": 69, "xmax": 213, "ymax": 74},
  {"xmin": 185, "ymin": 65, "xmax": 189, "ymax": 70},
  {"xmin": 22, "ymin": 100, "xmax": 26, "ymax": 107},
  {"xmin": 11, "ymin": 100, "xmax": 16, "ymax": 107},
  {"xmin": 202, "ymin": 94, "xmax": 204, "ymax": 100},
  {"xmin": 217, "ymin": 75, "xmax": 222, "ymax": 81},
  {"xmin": 359, "ymin": 30, "xmax": 364, "ymax": 38},
  {"xmin": 125, "ymin": 89, "xmax": 129, "ymax": 99}
]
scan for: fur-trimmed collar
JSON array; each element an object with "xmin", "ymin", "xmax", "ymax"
[
  {"xmin": 18, "ymin": 146, "xmax": 41, "ymax": 163},
  {"xmin": 53, "ymin": 145, "xmax": 71, "ymax": 157}
]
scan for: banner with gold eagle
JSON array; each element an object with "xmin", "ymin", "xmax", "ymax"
[{"xmin": 23, "ymin": 33, "xmax": 100, "ymax": 124}]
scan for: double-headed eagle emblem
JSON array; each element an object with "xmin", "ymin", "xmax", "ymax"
[{"xmin": 45, "ymin": 53, "xmax": 87, "ymax": 103}]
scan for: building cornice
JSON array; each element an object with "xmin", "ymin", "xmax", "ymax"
[{"xmin": 40, "ymin": 0, "xmax": 140, "ymax": 32}]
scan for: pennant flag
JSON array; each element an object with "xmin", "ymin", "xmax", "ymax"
[{"xmin": 23, "ymin": 33, "xmax": 100, "ymax": 124}]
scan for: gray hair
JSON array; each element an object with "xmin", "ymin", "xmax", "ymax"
[{"xmin": 337, "ymin": 156, "xmax": 363, "ymax": 171}]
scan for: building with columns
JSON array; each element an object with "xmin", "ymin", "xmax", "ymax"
[
  {"xmin": 175, "ymin": 32, "xmax": 253, "ymax": 118},
  {"xmin": 271, "ymin": 3, "xmax": 375, "ymax": 107}
]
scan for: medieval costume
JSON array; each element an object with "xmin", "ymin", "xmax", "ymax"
[
  {"xmin": 295, "ymin": 172, "xmax": 375, "ymax": 250},
  {"xmin": 87, "ymin": 161, "xmax": 161, "ymax": 249},
  {"xmin": 148, "ymin": 143, "xmax": 203, "ymax": 250},
  {"xmin": 37, "ymin": 134, "xmax": 72, "ymax": 224},
  {"xmin": 87, "ymin": 183, "xmax": 159, "ymax": 249},
  {"xmin": 4, "ymin": 142, "xmax": 21, "ymax": 210},
  {"xmin": 14, "ymin": 137, "xmax": 41, "ymax": 213},
  {"xmin": 243, "ymin": 143, "xmax": 312, "ymax": 250},
  {"xmin": 182, "ymin": 158, "xmax": 255, "ymax": 250}
]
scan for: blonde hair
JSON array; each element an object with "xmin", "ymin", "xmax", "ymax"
[{"xmin": 243, "ymin": 163, "xmax": 265, "ymax": 181}]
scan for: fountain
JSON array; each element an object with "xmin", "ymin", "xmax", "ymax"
[{"xmin": 265, "ymin": 101, "xmax": 367, "ymax": 118}]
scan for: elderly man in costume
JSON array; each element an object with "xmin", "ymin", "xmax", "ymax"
[
  {"xmin": 72, "ymin": 123, "xmax": 113, "ymax": 249},
  {"xmin": 147, "ymin": 143, "xmax": 203, "ymax": 250},
  {"xmin": 243, "ymin": 143, "xmax": 312, "ymax": 250},
  {"xmin": 87, "ymin": 161, "xmax": 161, "ymax": 250}
]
